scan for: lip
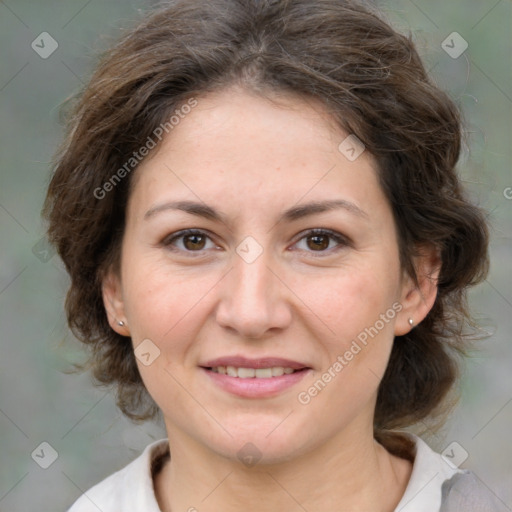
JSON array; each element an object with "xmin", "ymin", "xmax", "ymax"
[
  {"xmin": 201, "ymin": 356, "xmax": 309, "ymax": 370},
  {"xmin": 199, "ymin": 356, "xmax": 312, "ymax": 399}
]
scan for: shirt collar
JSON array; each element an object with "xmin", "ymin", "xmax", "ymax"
[{"xmin": 394, "ymin": 433, "xmax": 466, "ymax": 512}]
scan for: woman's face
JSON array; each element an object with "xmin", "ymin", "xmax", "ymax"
[{"xmin": 104, "ymin": 86, "xmax": 426, "ymax": 463}]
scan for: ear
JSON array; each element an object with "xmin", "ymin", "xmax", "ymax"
[
  {"xmin": 394, "ymin": 244, "xmax": 441, "ymax": 336},
  {"xmin": 101, "ymin": 266, "xmax": 130, "ymax": 336}
]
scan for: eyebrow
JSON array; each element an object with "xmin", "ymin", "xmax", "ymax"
[{"xmin": 143, "ymin": 199, "xmax": 369, "ymax": 223}]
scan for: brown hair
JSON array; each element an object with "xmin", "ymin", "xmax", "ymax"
[{"xmin": 42, "ymin": 0, "xmax": 489, "ymax": 454}]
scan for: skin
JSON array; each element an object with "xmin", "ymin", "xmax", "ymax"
[{"xmin": 103, "ymin": 85, "xmax": 440, "ymax": 512}]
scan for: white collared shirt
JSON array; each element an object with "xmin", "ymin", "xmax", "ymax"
[{"xmin": 66, "ymin": 434, "xmax": 497, "ymax": 511}]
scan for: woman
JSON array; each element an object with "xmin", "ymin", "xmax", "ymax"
[{"xmin": 42, "ymin": 0, "xmax": 497, "ymax": 510}]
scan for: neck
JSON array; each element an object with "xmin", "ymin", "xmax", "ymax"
[{"xmin": 154, "ymin": 422, "xmax": 412, "ymax": 512}]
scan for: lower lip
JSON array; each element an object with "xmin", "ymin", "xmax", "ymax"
[{"xmin": 201, "ymin": 367, "xmax": 311, "ymax": 398}]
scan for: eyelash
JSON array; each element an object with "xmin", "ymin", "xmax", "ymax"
[{"xmin": 162, "ymin": 228, "xmax": 351, "ymax": 257}]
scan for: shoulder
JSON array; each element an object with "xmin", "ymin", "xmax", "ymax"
[
  {"xmin": 393, "ymin": 433, "xmax": 464, "ymax": 512},
  {"xmin": 393, "ymin": 433, "xmax": 507, "ymax": 512},
  {"xmin": 440, "ymin": 471, "xmax": 508, "ymax": 511},
  {"xmin": 395, "ymin": 432, "xmax": 509, "ymax": 512},
  {"xmin": 66, "ymin": 438, "xmax": 169, "ymax": 512}
]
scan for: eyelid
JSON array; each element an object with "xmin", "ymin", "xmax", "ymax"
[
  {"xmin": 162, "ymin": 228, "xmax": 351, "ymax": 256},
  {"xmin": 290, "ymin": 228, "xmax": 352, "ymax": 255},
  {"xmin": 161, "ymin": 228, "xmax": 219, "ymax": 255}
]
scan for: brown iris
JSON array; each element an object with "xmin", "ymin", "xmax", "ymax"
[
  {"xmin": 183, "ymin": 233, "xmax": 207, "ymax": 250},
  {"xmin": 307, "ymin": 234, "xmax": 329, "ymax": 251}
]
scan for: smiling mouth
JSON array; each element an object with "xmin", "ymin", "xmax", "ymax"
[
  {"xmin": 205, "ymin": 366, "xmax": 307, "ymax": 378},
  {"xmin": 201, "ymin": 363, "xmax": 311, "ymax": 398}
]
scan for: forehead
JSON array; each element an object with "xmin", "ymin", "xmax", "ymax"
[{"xmin": 127, "ymin": 86, "xmax": 382, "ymax": 222}]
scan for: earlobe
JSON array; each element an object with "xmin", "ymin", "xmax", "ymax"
[
  {"xmin": 394, "ymin": 244, "xmax": 441, "ymax": 336},
  {"xmin": 101, "ymin": 268, "xmax": 130, "ymax": 336}
]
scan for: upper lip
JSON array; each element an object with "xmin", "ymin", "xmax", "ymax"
[{"xmin": 201, "ymin": 356, "xmax": 310, "ymax": 370}]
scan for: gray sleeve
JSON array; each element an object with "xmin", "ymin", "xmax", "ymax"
[{"xmin": 440, "ymin": 471, "xmax": 509, "ymax": 512}]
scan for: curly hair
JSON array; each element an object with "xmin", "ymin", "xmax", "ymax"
[{"xmin": 42, "ymin": 0, "xmax": 489, "ymax": 455}]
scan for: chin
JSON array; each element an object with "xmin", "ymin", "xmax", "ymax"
[{"xmin": 204, "ymin": 419, "xmax": 315, "ymax": 466}]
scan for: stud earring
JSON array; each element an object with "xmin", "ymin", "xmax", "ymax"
[
  {"xmin": 118, "ymin": 320, "xmax": 125, "ymax": 326},
  {"xmin": 408, "ymin": 318, "xmax": 414, "ymax": 327}
]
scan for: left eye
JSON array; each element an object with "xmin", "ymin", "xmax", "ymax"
[
  {"xmin": 163, "ymin": 229, "xmax": 217, "ymax": 253},
  {"xmin": 293, "ymin": 229, "xmax": 350, "ymax": 255},
  {"xmin": 162, "ymin": 228, "xmax": 349, "ymax": 255}
]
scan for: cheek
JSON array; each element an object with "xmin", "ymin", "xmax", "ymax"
[
  {"xmin": 121, "ymin": 253, "xmax": 215, "ymax": 341},
  {"xmin": 121, "ymin": 258, "xmax": 208, "ymax": 411},
  {"xmin": 301, "ymin": 260, "xmax": 399, "ymax": 343},
  {"xmin": 120, "ymin": 257, "xmax": 224, "ymax": 395},
  {"xmin": 295, "ymin": 272, "xmax": 398, "ymax": 428},
  {"xmin": 296, "ymin": 254, "xmax": 402, "ymax": 409}
]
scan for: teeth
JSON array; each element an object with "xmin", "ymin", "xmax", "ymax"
[
  {"xmin": 210, "ymin": 366, "xmax": 300, "ymax": 378},
  {"xmin": 271, "ymin": 367, "xmax": 284, "ymax": 377},
  {"xmin": 255, "ymin": 368, "xmax": 272, "ymax": 378},
  {"xmin": 238, "ymin": 367, "xmax": 255, "ymax": 378}
]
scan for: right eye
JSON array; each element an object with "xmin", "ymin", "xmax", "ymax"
[{"xmin": 162, "ymin": 229, "xmax": 219, "ymax": 254}]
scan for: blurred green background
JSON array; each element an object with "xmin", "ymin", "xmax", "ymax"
[{"xmin": 0, "ymin": 0, "xmax": 511, "ymax": 510}]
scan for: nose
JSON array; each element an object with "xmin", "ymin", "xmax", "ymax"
[{"xmin": 215, "ymin": 248, "xmax": 292, "ymax": 339}]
